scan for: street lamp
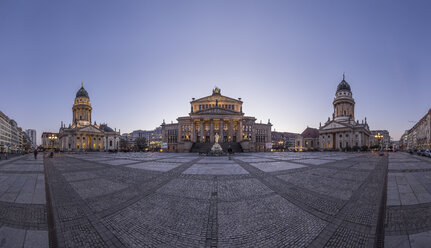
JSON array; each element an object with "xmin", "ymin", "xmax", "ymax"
[
  {"xmin": 374, "ymin": 133, "xmax": 384, "ymax": 152},
  {"xmin": 48, "ymin": 134, "xmax": 57, "ymax": 150}
]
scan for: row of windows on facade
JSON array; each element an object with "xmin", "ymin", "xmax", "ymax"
[
  {"xmin": 170, "ymin": 134, "xmax": 264, "ymax": 142},
  {"xmin": 179, "ymin": 125, "xmax": 265, "ymax": 134},
  {"xmin": 297, "ymin": 140, "xmax": 319, "ymax": 147},
  {"xmin": 321, "ymin": 134, "xmax": 360, "ymax": 138},
  {"xmin": 197, "ymin": 104, "xmax": 237, "ymax": 111},
  {"xmin": 76, "ymin": 137, "xmax": 102, "ymax": 141},
  {"xmin": 323, "ymin": 141, "xmax": 360, "ymax": 147},
  {"xmin": 71, "ymin": 140, "xmax": 114, "ymax": 147}
]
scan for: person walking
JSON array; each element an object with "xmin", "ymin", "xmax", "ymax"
[
  {"xmin": 34, "ymin": 149, "xmax": 38, "ymax": 160},
  {"xmin": 228, "ymin": 146, "xmax": 233, "ymax": 160}
]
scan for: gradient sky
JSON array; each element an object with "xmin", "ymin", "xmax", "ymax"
[{"xmin": 1, "ymin": 0, "xmax": 430, "ymax": 144}]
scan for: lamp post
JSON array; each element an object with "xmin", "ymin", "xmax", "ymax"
[
  {"xmin": 48, "ymin": 134, "xmax": 57, "ymax": 151},
  {"xmin": 374, "ymin": 133, "xmax": 383, "ymax": 152}
]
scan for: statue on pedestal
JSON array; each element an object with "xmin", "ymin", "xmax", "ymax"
[{"xmin": 210, "ymin": 133, "xmax": 223, "ymax": 155}]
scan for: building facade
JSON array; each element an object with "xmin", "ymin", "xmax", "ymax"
[
  {"xmin": 121, "ymin": 127, "xmax": 163, "ymax": 151},
  {"xmin": 369, "ymin": 130, "xmax": 391, "ymax": 149},
  {"xmin": 319, "ymin": 75, "xmax": 371, "ymax": 150},
  {"xmin": 295, "ymin": 127, "xmax": 320, "ymax": 151},
  {"xmin": 0, "ymin": 110, "xmax": 28, "ymax": 153},
  {"xmin": 399, "ymin": 130, "xmax": 409, "ymax": 150},
  {"xmin": 401, "ymin": 109, "xmax": 431, "ymax": 150},
  {"xmin": 57, "ymin": 84, "xmax": 120, "ymax": 151},
  {"xmin": 42, "ymin": 132, "xmax": 59, "ymax": 149},
  {"xmin": 271, "ymin": 131, "xmax": 299, "ymax": 151},
  {"xmin": 161, "ymin": 88, "xmax": 272, "ymax": 152},
  {"xmin": 26, "ymin": 129, "xmax": 37, "ymax": 147}
]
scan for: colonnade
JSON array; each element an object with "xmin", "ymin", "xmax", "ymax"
[{"xmin": 188, "ymin": 118, "xmax": 243, "ymax": 143}]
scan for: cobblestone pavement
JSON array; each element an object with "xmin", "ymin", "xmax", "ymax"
[
  {"xmin": 1, "ymin": 151, "xmax": 396, "ymax": 247},
  {"xmin": 37, "ymin": 151, "xmax": 390, "ymax": 248},
  {"xmin": 385, "ymin": 153, "xmax": 431, "ymax": 248},
  {"xmin": 0, "ymin": 154, "xmax": 49, "ymax": 248}
]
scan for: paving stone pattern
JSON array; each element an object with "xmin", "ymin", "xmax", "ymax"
[
  {"xmin": 36, "ymin": 152, "xmax": 391, "ymax": 247},
  {"xmin": 385, "ymin": 153, "xmax": 431, "ymax": 248},
  {"xmin": 4, "ymin": 151, "xmax": 427, "ymax": 247},
  {"xmin": 0, "ymin": 154, "xmax": 49, "ymax": 248}
]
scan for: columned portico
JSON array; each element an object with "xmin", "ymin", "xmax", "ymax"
[
  {"xmin": 210, "ymin": 119, "xmax": 214, "ymax": 142},
  {"xmin": 319, "ymin": 75, "xmax": 371, "ymax": 150},
  {"xmin": 220, "ymin": 119, "xmax": 224, "ymax": 142},
  {"xmin": 229, "ymin": 120, "xmax": 234, "ymax": 142},
  {"xmin": 161, "ymin": 87, "xmax": 272, "ymax": 152},
  {"xmin": 200, "ymin": 119, "xmax": 204, "ymax": 143},
  {"xmin": 58, "ymin": 84, "xmax": 120, "ymax": 152}
]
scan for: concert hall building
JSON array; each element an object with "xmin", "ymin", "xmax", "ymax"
[{"xmin": 161, "ymin": 88, "xmax": 272, "ymax": 152}]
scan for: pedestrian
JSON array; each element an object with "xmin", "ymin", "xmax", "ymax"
[
  {"xmin": 228, "ymin": 146, "xmax": 233, "ymax": 160},
  {"xmin": 34, "ymin": 149, "xmax": 38, "ymax": 160}
]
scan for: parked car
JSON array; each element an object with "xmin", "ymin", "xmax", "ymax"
[
  {"xmin": 417, "ymin": 150, "xmax": 425, "ymax": 156},
  {"xmin": 423, "ymin": 150, "xmax": 431, "ymax": 157},
  {"xmin": 408, "ymin": 149, "xmax": 414, "ymax": 154}
]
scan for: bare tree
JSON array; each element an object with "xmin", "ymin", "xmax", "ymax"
[{"xmin": 135, "ymin": 137, "xmax": 148, "ymax": 152}]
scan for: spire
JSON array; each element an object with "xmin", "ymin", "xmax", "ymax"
[
  {"xmin": 342, "ymin": 73, "xmax": 345, "ymax": 81},
  {"xmin": 81, "ymin": 81, "xmax": 83, "ymax": 87}
]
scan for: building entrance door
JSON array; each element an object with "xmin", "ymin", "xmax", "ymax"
[{"xmin": 205, "ymin": 136, "xmax": 210, "ymax": 143}]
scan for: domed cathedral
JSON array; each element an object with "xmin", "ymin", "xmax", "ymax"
[
  {"xmin": 73, "ymin": 84, "xmax": 92, "ymax": 127},
  {"xmin": 161, "ymin": 87, "xmax": 272, "ymax": 152},
  {"xmin": 58, "ymin": 83, "xmax": 120, "ymax": 151},
  {"xmin": 319, "ymin": 75, "xmax": 371, "ymax": 150}
]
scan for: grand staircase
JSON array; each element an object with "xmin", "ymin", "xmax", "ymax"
[{"xmin": 190, "ymin": 142, "xmax": 243, "ymax": 153}]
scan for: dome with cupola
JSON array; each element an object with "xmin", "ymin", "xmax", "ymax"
[
  {"xmin": 76, "ymin": 83, "xmax": 89, "ymax": 98},
  {"xmin": 336, "ymin": 74, "xmax": 351, "ymax": 92}
]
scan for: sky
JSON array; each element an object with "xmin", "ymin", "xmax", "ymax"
[{"xmin": 1, "ymin": 0, "xmax": 430, "ymax": 144}]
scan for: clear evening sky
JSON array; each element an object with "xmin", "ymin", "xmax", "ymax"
[{"xmin": 1, "ymin": 0, "xmax": 430, "ymax": 144}]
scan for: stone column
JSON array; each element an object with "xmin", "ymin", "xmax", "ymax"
[
  {"xmin": 200, "ymin": 119, "xmax": 204, "ymax": 142},
  {"xmin": 220, "ymin": 119, "xmax": 224, "ymax": 142},
  {"xmin": 178, "ymin": 124, "xmax": 182, "ymax": 144},
  {"xmin": 191, "ymin": 121, "xmax": 196, "ymax": 142},
  {"xmin": 229, "ymin": 120, "xmax": 233, "ymax": 142},
  {"xmin": 210, "ymin": 119, "xmax": 214, "ymax": 142},
  {"xmin": 238, "ymin": 119, "xmax": 243, "ymax": 142}
]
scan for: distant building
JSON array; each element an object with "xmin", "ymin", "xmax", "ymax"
[
  {"xmin": 0, "ymin": 110, "xmax": 27, "ymax": 153},
  {"xmin": 21, "ymin": 131, "xmax": 32, "ymax": 151},
  {"xmin": 26, "ymin": 129, "xmax": 37, "ymax": 146},
  {"xmin": 319, "ymin": 75, "xmax": 371, "ymax": 150},
  {"xmin": 295, "ymin": 127, "xmax": 320, "ymax": 151},
  {"xmin": 121, "ymin": 127, "xmax": 162, "ymax": 151},
  {"xmin": 42, "ymin": 132, "xmax": 59, "ymax": 149},
  {"xmin": 402, "ymin": 109, "xmax": 431, "ymax": 150},
  {"xmin": 162, "ymin": 87, "xmax": 272, "ymax": 152},
  {"xmin": 370, "ymin": 130, "xmax": 391, "ymax": 149},
  {"xmin": 57, "ymin": 83, "xmax": 120, "ymax": 151},
  {"xmin": 399, "ymin": 130, "xmax": 409, "ymax": 151},
  {"xmin": 271, "ymin": 131, "xmax": 299, "ymax": 150},
  {"xmin": 120, "ymin": 133, "xmax": 135, "ymax": 151}
]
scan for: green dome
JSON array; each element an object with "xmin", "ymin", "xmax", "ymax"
[{"xmin": 76, "ymin": 86, "xmax": 89, "ymax": 98}]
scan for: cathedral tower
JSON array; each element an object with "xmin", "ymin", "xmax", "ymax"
[
  {"xmin": 333, "ymin": 74, "xmax": 355, "ymax": 121},
  {"xmin": 72, "ymin": 83, "xmax": 92, "ymax": 127}
]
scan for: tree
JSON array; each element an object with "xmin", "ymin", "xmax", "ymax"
[
  {"xmin": 135, "ymin": 137, "xmax": 148, "ymax": 152},
  {"xmin": 119, "ymin": 139, "xmax": 129, "ymax": 152}
]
